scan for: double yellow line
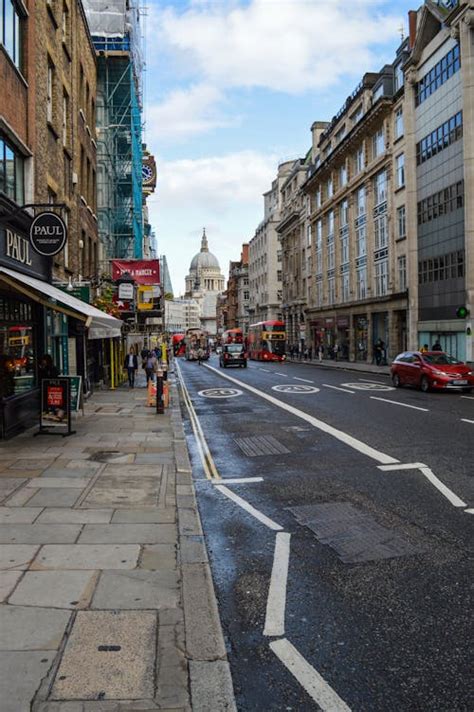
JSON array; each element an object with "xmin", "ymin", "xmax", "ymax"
[{"xmin": 175, "ymin": 362, "xmax": 221, "ymax": 480}]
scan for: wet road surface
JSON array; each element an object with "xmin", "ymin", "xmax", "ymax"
[{"xmin": 176, "ymin": 356, "xmax": 473, "ymax": 711}]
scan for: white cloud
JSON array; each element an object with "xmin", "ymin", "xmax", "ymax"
[
  {"xmin": 146, "ymin": 84, "xmax": 238, "ymax": 142},
  {"xmin": 156, "ymin": 0, "xmax": 403, "ymax": 94}
]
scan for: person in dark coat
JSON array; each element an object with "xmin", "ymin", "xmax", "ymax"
[
  {"xmin": 124, "ymin": 347, "xmax": 138, "ymax": 388},
  {"xmin": 38, "ymin": 354, "xmax": 59, "ymax": 381},
  {"xmin": 432, "ymin": 338, "xmax": 442, "ymax": 351}
]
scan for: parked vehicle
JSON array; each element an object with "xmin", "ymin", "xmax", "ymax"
[
  {"xmin": 219, "ymin": 343, "xmax": 247, "ymax": 368},
  {"xmin": 391, "ymin": 351, "xmax": 474, "ymax": 392}
]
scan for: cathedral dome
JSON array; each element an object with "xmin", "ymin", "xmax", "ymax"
[{"xmin": 189, "ymin": 229, "xmax": 220, "ymax": 271}]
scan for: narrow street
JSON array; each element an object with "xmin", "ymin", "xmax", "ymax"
[{"xmin": 177, "ymin": 355, "xmax": 473, "ymax": 711}]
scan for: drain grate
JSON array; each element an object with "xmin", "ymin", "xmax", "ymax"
[
  {"xmin": 234, "ymin": 435, "xmax": 290, "ymax": 457},
  {"xmin": 289, "ymin": 502, "xmax": 420, "ymax": 563}
]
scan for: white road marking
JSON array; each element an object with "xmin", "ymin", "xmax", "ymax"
[
  {"xmin": 323, "ymin": 384, "xmax": 355, "ymax": 394},
  {"xmin": 270, "ymin": 638, "xmax": 351, "ymax": 712},
  {"xmin": 272, "ymin": 384, "xmax": 320, "ymax": 394},
  {"xmin": 465, "ymin": 508, "xmax": 474, "ymax": 514},
  {"xmin": 379, "ymin": 462, "xmax": 466, "ymax": 508},
  {"xmin": 461, "ymin": 395, "xmax": 474, "ymax": 400},
  {"xmin": 275, "ymin": 372, "xmax": 286, "ymax": 376},
  {"xmin": 264, "ymin": 532, "xmax": 291, "ymax": 637},
  {"xmin": 260, "ymin": 368, "xmax": 271, "ymax": 372},
  {"xmin": 204, "ymin": 364, "xmax": 399, "ymax": 465},
  {"xmin": 215, "ymin": 484, "xmax": 283, "ymax": 531},
  {"xmin": 358, "ymin": 379, "xmax": 390, "ymax": 385},
  {"xmin": 214, "ymin": 477, "xmax": 264, "ymax": 484},
  {"xmin": 342, "ymin": 382, "xmax": 394, "ymax": 392},
  {"xmin": 461, "ymin": 418, "xmax": 474, "ymax": 424},
  {"xmin": 370, "ymin": 397, "xmax": 429, "ymax": 412},
  {"xmin": 293, "ymin": 377, "xmax": 314, "ymax": 383}
]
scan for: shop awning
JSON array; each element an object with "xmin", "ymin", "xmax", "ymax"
[{"xmin": 0, "ymin": 266, "xmax": 122, "ymax": 339}]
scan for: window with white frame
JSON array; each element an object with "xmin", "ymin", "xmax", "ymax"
[
  {"xmin": 244, "ymin": 290, "xmax": 250, "ymax": 301},
  {"xmin": 62, "ymin": 91, "xmax": 68, "ymax": 145},
  {"xmin": 306, "ymin": 224, "xmax": 312, "ymax": 246},
  {"xmin": 375, "ymin": 259, "xmax": 388, "ymax": 296},
  {"xmin": 374, "ymin": 169, "xmax": 387, "ymax": 205},
  {"xmin": 316, "ymin": 280, "xmax": 323, "ymax": 306},
  {"xmin": 398, "ymin": 255, "xmax": 407, "ymax": 291},
  {"xmin": 316, "ymin": 248, "xmax": 322, "ymax": 275},
  {"xmin": 395, "ymin": 108, "xmax": 404, "ymax": 139},
  {"xmin": 328, "ymin": 210, "xmax": 334, "ymax": 237},
  {"xmin": 373, "ymin": 83, "xmax": 384, "ymax": 102},
  {"xmin": 1, "ymin": 0, "xmax": 22, "ymax": 69},
  {"xmin": 341, "ymin": 273, "xmax": 350, "ymax": 302},
  {"xmin": 351, "ymin": 104, "xmax": 363, "ymax": 124},
  {"xmin": 327, "ymin": 177, "xmax": 333, "ymax": 199},
  {"xmin": 316, "ymin": 187, "xmax": 321, "ymax": 208},
  {"xmin": 396, "ymin": 153, "xmax": 405, "ymax": 188},
  {"xmin": 339, "ymin": 163, "xmax": 347, "ymax": 187},
  {"xmin": 356, "ymin": 186, "xmax": 366, "ymax": 216},
  {"xmin": 328, "ymin": 240, "xmax": 335, "ymax": 270},
  {"xmin": 316, "ymin": 219, "xmax": 322, "ymax": 249},
  {"xmin": 374, "ymin": 214, "xmax": 388, "ymax": 249},
  {"xmin": 356, "ymin": 224, "xmax": 366, "ymax": 257},
  {"xmin": 328, "ymin": 276, "xmax": 335, "ymax": 304},
  {"xmin": 47, "ymin": 61, "xmax": 54, "ymax": 122},
  {"xmin": 356, "ymin": 265, "xmax": 367, "ymax": 300},
  {"xmin": 373, "ymin": 128, "xmax": 384, "ymax": 158},
  {"xmin": 394, "ymin": 61, "xmax": 404, "ymax": 92},
  {"xmin": 397, "ymin": 205, "xmax": 406, "ymax": 239},
  {"xmin": 340, "ymin": 198, "xmax": 349, "ymax": 227},
  {"xmin": 341, "ymin": 232, "xmax": 349, "ymax": 264},
  {"xmin": 355, "ymin": 145, "xmax": 364, "ymax": 174}
]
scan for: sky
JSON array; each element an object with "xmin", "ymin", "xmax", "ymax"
[{"xmin": 143, "ymin": 0, "xmax": 416, "ymax": 296}]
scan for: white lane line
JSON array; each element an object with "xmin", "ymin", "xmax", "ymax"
[
  {"xmin": 370, "ymin": 397, "xmax": 429, "ymax": 412},
  {"xmin": 270, "ymin": 638, "xmax": 351, "ymax": 712},
  {"xmin": 260, "ymin": 368, "xmax": 271, "ymax": 372},
  {"xmin": 215, "ymin": 484, "xmax": 283, "ymax": 531},
  {"xmin": 323, "ymin": 384, "xmax": 355, "ymax": 394},
  {"xmin": 214, "ymin": 477, "xmax": 263, "ymax": 484},
  {"xmin": 465, "ymin": 508, "xmax": 474, "ymax": 514},
  {"xmin": 263, "ymin": 532, "xmax": 291, "ymax": 637},
  {"xmin": 378, "ymin": 462, "xmax": 427, "ymax": 471},
  {"xmin": 358, "ymin": 379, "xmax": 389, "ymax": 385},
  {"xmin": 461, "ymin": 395, "xmax": 474, "ymax": 400},
  {"xmin": 461, "ymin": 418, "xmax": 474, "ymax": 424},
  {"xmin": 204, "ymin": 364, "xmax": 399, "ymax": 465},
  {"xmin": 293, "ymin": 377, "xmax": 314, "ymax": 383},
  {"xmin": 419, "ymin": 466, "xmax": 466, "ymax": 508},
  {"xmin": 275, "ymin": 372, "xmax": 286, "ymax": 376}
]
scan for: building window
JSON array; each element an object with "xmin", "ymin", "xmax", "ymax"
[
  {"xmin": 341, "ymin": 273, "xmax": 350, "ymax": 302},
  {"xmin": 416, "ymin": 111, "xmax": 463, "ymax": 166},
  {"xmin": 316, "ymin": 219, "xmax": 322, "ymax": 249},
  {"xmin": 356, "ymin": 186, "xmax": 365, "ymax": 216},
  {"xmin": 395, "ymin": 108, "xmax": 404, "ymax": 139},
  {"xmin": 277, "ymin": 270, "xmax": 282, "ymax": 281},
  {"xmin": 396, "ymin": 154, "xmax": 405, "ymax": 188},
  {"xmin": 373, "ymin": 128, "xmax": 384, "ymax": 158},
  {"xmin": 351, "ymin": 104, "xmax": 363, "ymax": 124},
  {"xmin": 341, "ymin": 232, "xmax": 349, "ymax": 264},
  {"xmin": 306, "ymin": 224, "xmax": 311, "ymax": 247},
  {"xmin": 415, "ymin": 44, "xmax": 460, "ymax": 106},
  {"xmin": 417, "ymin": 180, "xmax": 464, "ymax": 225},
  {"xmin": 315, "ymin": 187, "xmax": 321, "ymax": 208},
  {"xmin": 356, "ymin": 266, "xmax": 366, "ymax": 300},
  {"xmin": 373, "ymin": 83, "xmax": 384, "ymax": 102},
  {"xmin": 356, "ymin": 224, "xmax": 366, "ymax": 257},
  {"xmin": 316, "ymin": 280, "xmax": 323, "ymax": 306},
  {"xmin": 328, "ymin": 240, "xmax": 335, "ymax": 270},
  {"xmin": 0, "ymin": 136, "xmax": 24, "ymax": 204},
  {"xmin": 374, "ymin": 170, "xmax": 387, "ymax": 205},
  {"xmin": 62, "ymin": 2, "xmax": 68, "ymax": 43},
  {"xmin": 355, "ymin": 145, "xmax": 364, "ymax": 174},
  {"xmin": 316, "ymin": 248, "xmax": 322, "ymax": 276},
  {"xmin": 374, "ymin": 214, "xmax": 388, "ymax": 250},
  {"xmin": 47, "ymin": 60, "xmax": 54, "ymax": 123},
  {"xmin": 244, "ymin": 291, "xmax": 249, "ymax": 301},
  {"xmin": 328, "ymin": 276, "xmax": 335, "ymax": 304},
  {"xmin": 375, "ymin": 259, "xmax": 388, "ymax": 296},
  {"xmin": 62, "ymin": 91, "xmax": 68, "ymax": 145},
  {"xmin": 0, "ymin": 0, "xmax": 22, "ymax": 69},
  {"xmin": 398, "ymin": 255, "xmax": 407, "ymax": 292},
  {"xmin": 277, "ymin": 249, "xmax": 282, "ymax": 262},
  {"xmin": 327, "ymin": 177, "xmax": 333, "ymax": 199},
  {"xmin": 397, "ymin": 205, "xmax": 406, "ymax": 239},
  {"xmin": 340, "ymin": 199, "xmax": 348, "ymax": 227},
  {"xmin": 394, "ymin": 62, "xmax": 404, "ymax": 92},
  {"xmin": 339, "ymin": 163, "xmax": 347, "ymax": 187},
  {"xmin": 328, "ymin": 210, "xmax": 334, "ymax": 237}
]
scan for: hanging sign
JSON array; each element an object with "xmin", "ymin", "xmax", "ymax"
[
  {"xmin": 112, "ymin": 259, "xmax": 160, "ymax": 285},
  {"xmin": 30, "ymin": 213, "xmax": 67, "ymax": 256}
]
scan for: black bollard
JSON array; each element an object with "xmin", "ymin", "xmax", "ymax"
[{"xmin": 156, "ymin": 370, "xmax": 164, "ymax": 414}]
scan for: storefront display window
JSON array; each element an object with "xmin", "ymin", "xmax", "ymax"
[
  {"xmin": 0, "ymin": 296, "xmax": 36, "ymax": 397},
  {"xmin": 45, "ymin": 308, "xmax": 68, "ymax": 375}
]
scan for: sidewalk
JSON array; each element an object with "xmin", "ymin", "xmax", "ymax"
[
  {"xmin": 285, "ymin": 356, "xmax": 391, "ymax": 376},
  {"xmin": 0, "ymin": 372, "xmax": 236, "ymax": 712}
]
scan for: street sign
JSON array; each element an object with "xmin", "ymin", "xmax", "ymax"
[
  {"xmin": 118, "ymin": 283, "xmax": 134, "ymax": 300},
  {"xmin": 30, "ymin": 212, "xmax": 67, "ymax": 256}
]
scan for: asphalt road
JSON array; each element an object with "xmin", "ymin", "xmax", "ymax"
[{"xmin": 176, "ymin": 355, "xmax": 473, "ymax": 712}]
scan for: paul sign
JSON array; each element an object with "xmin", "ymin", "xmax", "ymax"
[{"xmin": 30, "ymin": 212, "xmax": 67, "ymax": 257}]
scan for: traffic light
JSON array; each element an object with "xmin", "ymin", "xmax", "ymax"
[{"xmin": 456, "ymin": 306, "xmax": 469, "ymax": 318}]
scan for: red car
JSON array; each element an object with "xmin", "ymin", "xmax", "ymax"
[{"xmin": 391, "ymin": 351, "xmax": 474, "ymax": 392}]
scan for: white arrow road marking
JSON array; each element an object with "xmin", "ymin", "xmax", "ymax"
[
  {"xmin": 460, "ymin": 395, "xmax": 474, "ymax": 400},
  {"xmin": 270, "ymin": 638, "xmax": 351, "ymax": 712},
  {"xmin": 378, "ymin": 463, "xmax": 466, "ymax": 508},
  {"xmin": 204, "ymin": 364, "xmax": 399, "ymax": 465},
  {"xmin": 465, "ymin": 508, "xmax": 474, "ymax": 514},
  {"xmin": 215, "ymin": 484, "xmax": 283, "ymax": 531},
  {"xmin": 461, "ymin": 418, "xmax": 474, "ymax": 424},
  {"xmin": 323, "ymin": 384, "xmax": 355, "ymax": 394},
  {"xmin": 370, "ymin": 397, "xmax": 429, "ymax": 412},
  {"xmin": 293, "ymin": 377, "xmax": 314, "ymax": 383},
  {"xmin": 213, "ymin": 477, "xmax": 263, "ymax": 484},
  {"xmin": 264, "ymin": 532, "xmax": 291, "ymax": 637}
]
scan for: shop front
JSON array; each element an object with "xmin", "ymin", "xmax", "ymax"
[
  {"xmin": 354, "ymin": 314, "xmax": 368, "ymax": 362},
  {"xmin": 336, "ymin": 315, "xmax": 350, "ymax": 360}
]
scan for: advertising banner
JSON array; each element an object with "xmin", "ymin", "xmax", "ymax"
[
  {"xmin": 112, "ymin": 260, "xmax": 160, "ymax": 285},
  {"xmin": 40, "ymin": 378, "xmax": 72, "ymax": 434}
]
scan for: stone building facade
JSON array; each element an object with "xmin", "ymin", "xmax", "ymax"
[
  {"xmin": 249, "ymin": 161, "xmax": 293, "ymax": 325},
  {"xmin": 304, "ymin": 53, "xmax": 410, "ymax": 364},
  {"xmin": 34, "ymin": 0, "xmax": 98, "ymax": 282},
  {"xmin": 403, "ymin": 1, "xmax": 473, "ymax": 362}
]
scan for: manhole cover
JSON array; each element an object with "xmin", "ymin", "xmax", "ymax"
[
  {"xmin": 289, "ymin": 502, "xmax": 420, "ymax": 563},
  {"xmin": 234, "ymin": 435, "xmax": 290, "ymax": 457}
]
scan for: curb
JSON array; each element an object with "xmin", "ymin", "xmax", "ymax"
[
  {"xmin": 170, "ymin": 377, "xmax": 237, "ymax": 712},
  {"xmin": 284, "ymin": 357, "xmax": 391, "ymax": 376}
]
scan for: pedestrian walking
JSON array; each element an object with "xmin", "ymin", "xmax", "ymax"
[
  {"xmin": 144, "ymin": 351, "xmax": 157, "ymax": 383},
  {"xmin": 304, "ymin": 347, "xmax": 308, "ymax": 361},
  {"xmin": 39, "ymin": 354, "xmax": 59, "ymax": 380},
  {"xmin": 140, "ymin": 346, "xmax": 149, "ymax": 361},
  {"xmin": 308, "ymin": 346, "xmax": 312, "ymax": 361},
  {"xmin": 419, "ymin": 344, "xmax": 429, "ymax": 353},
  {"xmin": 124, "ymin": 347, "xmax": 138, "ymax": 388},
  {"xmin": 197, "ymin": 346, "xmax": 204, "ymax": 365},
  {"xmin": 374, "ymin": 339, "xmax": 385, "ymax": 366},
  {"xmin": 333, "ymin": 343, "xmax": 339, "ymax": 362},
  {"xmin": 318, "ymin": 344, "xmax": 324, "ymax": 363},
  {"xmin": 432, "ymin": 338, "xmax": 442, "ymax": 351}
]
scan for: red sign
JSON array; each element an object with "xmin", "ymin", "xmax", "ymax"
[
  {"xmin": 47, "ymin": 386, "xmax": 64, "ymax": 408},
  {"xmin": 112, "ymin": 260, "xmax": 160, "ymax": 285}
]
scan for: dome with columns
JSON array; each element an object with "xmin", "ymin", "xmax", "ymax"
[{"xmin": 184, "ymin": 229, "xmax": 225, "ymax": 335}]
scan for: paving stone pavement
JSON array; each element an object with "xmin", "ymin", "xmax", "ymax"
[{"xmin": 0, "ymin": 372, "xmax": 236, "ymax": 712}]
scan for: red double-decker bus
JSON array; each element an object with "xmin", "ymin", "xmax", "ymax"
[
  {"xmin": 172, "ymin": 334, "xmax": 186, "ymax": 357},
  {"xmin": 221, "ymin": 328, "xmax": 243, "ymax": 344},
  {"xmin": 248, "ymin": 320, "xmax": 286, "ymax": 361}
]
